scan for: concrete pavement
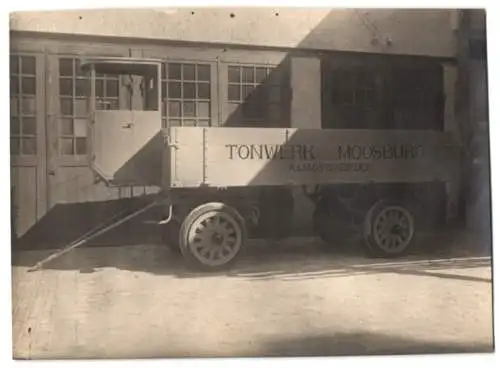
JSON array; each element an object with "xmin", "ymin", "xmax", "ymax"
[{"xmin": 11, "ymin": 236, "xmax": 494, "ymax": 359}]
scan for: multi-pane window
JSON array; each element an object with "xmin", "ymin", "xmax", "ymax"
[
  {"xmin": 322, "ymin": 62, "xmax": 443, "ymax": 131},
  {"xmin": 391, "ymin": 67, "xmax": 443, "ymax": 130},
  {"xmin": 95, "ymin": 73, "xmax": 120, "ymax": 111},
  {"xmin": 58, "ymin": 58, "xmax": 89, "ymax": 156},
  {"xmin": 161, "ymin": 62, "xmax": 211, "ymax": 127},
  {"xmin": 10, "ymin": 55, "xmax": 37, "ymax": 155},
  {"xmin": 226, "ymin": 65, "xmax": 284, "ymax": 126},
  {"xmin": 58, "ymin": 58, "xmax": 119, "ymax": 156},
  {"xmin": 328, "ymin": 69, "xmax": 377, "ymax": 129}
]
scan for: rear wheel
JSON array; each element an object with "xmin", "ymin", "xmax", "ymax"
[
  {"xmin": 179, "ymin": 202, "xmax": 246, "ymax": 271},
  {"xmin": 363, "ymin": 199, "xmax": 417, "ymax": 257}
]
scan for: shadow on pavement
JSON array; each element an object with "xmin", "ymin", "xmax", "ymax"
[
  {"xmin": 251, "ymin": 331, "xmax": 494, "ymax": 357},
  {"xmin": 103, "ymin": 331, "xmax": 495, "ymax": 358},
  {"xmin": 12, "ymin": 330, "xmax": 495, "ymax": 359},
  {"xmin": 12, "ymin": 230, "xmax": 493, "ymax": 283}
]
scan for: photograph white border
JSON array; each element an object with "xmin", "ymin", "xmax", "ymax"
[{"xmin": 1, "ymin": 1, "xmax": 498, "ymax": 367}]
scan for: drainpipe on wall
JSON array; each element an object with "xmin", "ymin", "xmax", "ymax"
[
  {"xmin": 456, "ymin": 9, "xmax": 491, "ymax": 246},
  {"xmin": 454, "ymin": 9, "xmax": 472, "ymax": 227}
]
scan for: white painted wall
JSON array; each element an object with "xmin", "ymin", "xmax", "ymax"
[{"xmin": 10, "ymin": 8, "xmax": 458, "ymax": 57}]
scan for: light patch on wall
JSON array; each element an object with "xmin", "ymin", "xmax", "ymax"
[
  {"xmin": 9, "ymin": 9, "xmax": 458, "ymax": 58},
  {"xmin": 153, "ymin": 8, "xmax": 179, "ymax": 15}
]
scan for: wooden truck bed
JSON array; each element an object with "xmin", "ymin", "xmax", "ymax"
[{"xmin": 162, "ymin": 127, "xmax": 460, "ymax": 189}]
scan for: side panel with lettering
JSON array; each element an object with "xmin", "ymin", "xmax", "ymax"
[{"xmin": 171, "ymin": 127, "xmax": 459, "ymax": 188}]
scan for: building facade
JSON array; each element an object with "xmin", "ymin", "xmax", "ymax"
[{"xmin": 9, "ymin": 9, "xmax": 487, "ymax": 247}]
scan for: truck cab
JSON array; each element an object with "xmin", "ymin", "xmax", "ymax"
[{"xmin": 80, "ymin": 57, "xmax": 163, "ymax": 186}]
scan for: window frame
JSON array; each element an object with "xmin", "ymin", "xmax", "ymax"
[
  {"xmin": 47, "ymin": 47, "xmax": 129, "ymax": 167},
  {"xmin": 220, "ymin": 61, "xmax": 291, "ymax": 127},
  {"xmin": 137, "ymin": 48, "xmax": 220, "ymax": 127},
  {"xmin": 161, "ymin": 60, "xmax": 215, "ymax": 128},
  {"xmin": 56, "ymin": 56, "xmax": 126, "ymax": 160},
  {"xmin": 10, "ymin": 52, "xmax": 45, "ymax": 167},
  {"xmin": 321, "ymin": 54, "xmax": 445, "ymax": 131}
]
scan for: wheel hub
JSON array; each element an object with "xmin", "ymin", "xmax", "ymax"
[
  {"xmin": 187, "ymin": 210, "xmax": 243, "ymax": 267},
  {"xmin": 211, "ymin": 232, "xmax": 224, "ymax": 246},
  {"xmin": 390, "ymin": 224, "xmax": 405, "ymax": 236},
  {"xmin": 372, "ymin": 205, "xmax": 414, "ymax": 253}
]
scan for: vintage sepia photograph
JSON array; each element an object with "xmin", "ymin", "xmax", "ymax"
[{"xmin": 8, "ymin": 6, "xmax": 494, "ymax": 361}]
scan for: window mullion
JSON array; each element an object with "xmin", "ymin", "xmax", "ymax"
[{"xmin": 10, "ymin": 55, "xmax": 38, "ymax": 156}]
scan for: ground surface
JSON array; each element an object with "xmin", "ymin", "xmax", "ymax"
[{"xmin": 11, "ymin": 231, "xmax": 494, "ymax": 359}]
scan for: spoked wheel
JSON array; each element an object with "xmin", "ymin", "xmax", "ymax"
[
  {"xmin": 363, "ymin": 199, "xmax": 416, "ymax": 257},
  {"xmin": 179, "ymin": 202, "xmax": 246, "ymax": 271}
]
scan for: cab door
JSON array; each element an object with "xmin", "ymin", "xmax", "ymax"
[
  {"xmin": 91, "ymin": 109, "xmax": 136, "ymax": 182},
  {"xmin": 90, "ymin": 61, "xmax": 163, "ymax": 186}
]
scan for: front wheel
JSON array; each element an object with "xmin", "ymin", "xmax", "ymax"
[
  {"xmin": 179, "ymin": 202, "xmax": 246, "ymax": 271},
  {"xmin": 363, "ymin": 199, "xmax": 417, "ymax": 257}
]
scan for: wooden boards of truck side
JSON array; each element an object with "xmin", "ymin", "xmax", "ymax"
[{"xmin": 162, "ymin": 127, "xmax": 460, "ymax": 188}]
